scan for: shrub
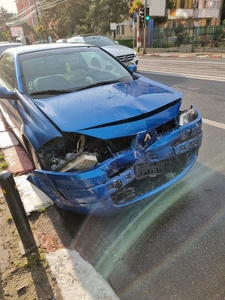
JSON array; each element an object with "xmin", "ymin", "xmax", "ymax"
[{"xmin": 116, "ymin": 39, "xmax": 133, "ymax": 48}]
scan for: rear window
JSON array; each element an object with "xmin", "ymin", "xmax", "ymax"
[
  {"xmin": 0, "ymin": 44, "xmax": 22, "ymax": 56},
  {"xmin": 84, "ymin": 36, "xmax": 115, "ymax": 47}
]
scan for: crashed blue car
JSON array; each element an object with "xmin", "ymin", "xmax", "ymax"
[{"xmin": 0, "ymin": 44, "xmax": 202, "ymax": 215}]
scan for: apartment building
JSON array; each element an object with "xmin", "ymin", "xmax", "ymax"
[
  {"xmin": 168, "ymin": 0, "xmax": 223, "ymax": 26},
  {"xmin": 15, "ymin": 0, "xmax": 38, "ymax": 28}
]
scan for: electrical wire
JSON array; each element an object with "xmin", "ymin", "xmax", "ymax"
[{"xmin": 5, "ymin": 0, "xmax": 70, "ymax": 27}]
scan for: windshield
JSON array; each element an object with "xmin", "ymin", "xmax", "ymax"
[
  {"xmin": 83, "ymin": 36, "xmax": 116, "ymax": 47},
  {"xmin": 19, "ymin": 46, "xmax": 133, "ymax": 96}
]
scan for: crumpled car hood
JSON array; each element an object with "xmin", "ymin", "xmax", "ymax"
[
  {"xmin": 33, "ymin": 78, "xmax": 182, "ymax": 139},
  {"xmin": 102, "ymin": 44, "xmax": 136, "ymax": 56}
]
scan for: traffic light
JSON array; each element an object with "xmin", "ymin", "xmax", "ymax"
[
  {"xmin": 145, "ymin": 7, "xmax": 150, "ymax": 23},
  {"xmin": 139, "ymin": 6, "xmax": 144, "ymax": 23}
]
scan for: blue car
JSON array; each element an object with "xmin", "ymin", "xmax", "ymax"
[{"xmin": 0, "ymin": 44, "xmax": 202, "ymax": 215}]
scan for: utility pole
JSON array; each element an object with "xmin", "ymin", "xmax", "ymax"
[
  {"xmin": 34, "ymin": 0, "xmax": 42, "ymax": 40},
  {"xmin": 143, "ymin": 0, "xmax": 147, "ymax": 54},
  {"xmin": 136, "ymin": 9, "xmax": 141, "ymax": 52}
]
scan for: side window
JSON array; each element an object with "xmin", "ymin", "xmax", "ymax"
[{"xmin": 0, "ymin": 53, "xmax": 16, "ymax": 90}]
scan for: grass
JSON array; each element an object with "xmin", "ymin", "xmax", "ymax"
[
  {"xmin": 6, "ymin": 216, "xmax": 13, "ymax": 223},
  {"xmin": 14, "ymin": 251, "xmax": 47, "ymax": 269},
  {"xmin": 38, "ymin": 206, "xmax": 47, "ymax": 213},
  {"xmin": 0, "ymin": 148, "xmax": 8, "ymax": 172}
]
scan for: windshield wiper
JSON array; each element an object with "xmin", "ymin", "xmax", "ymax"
[
  {"xmin": 30, "ymin": 89, "xmax": 73, "ymax": 96},
  {"xmin": 76, "ymin": 80, "xmax": 120, "ymax": 91}
]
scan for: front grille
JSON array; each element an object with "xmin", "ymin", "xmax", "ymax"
[{"xmin": 116, "ymin": 54, "xmax": 135, "ymax": 64}]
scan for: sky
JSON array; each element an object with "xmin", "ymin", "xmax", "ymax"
[{"xmin": 0, "ymin": 0, "xmax": 17, "ymax": 13}]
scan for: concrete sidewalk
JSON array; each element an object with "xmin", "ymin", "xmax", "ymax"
[
  {"xmin": 0, "ymin": 115, "xmax": 119, "ymax": 300},
  {"xmin": 137, "ymin": 49, "xmax": 225, "ymax": 59}
]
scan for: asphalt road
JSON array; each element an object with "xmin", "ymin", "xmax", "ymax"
[{"xmin": 68, "ymin": 57, "xmax": 225, "ymax": 300}]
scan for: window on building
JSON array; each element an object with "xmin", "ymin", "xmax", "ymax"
[
  {"xmin": 212, "ymin": 1, "xmax": 219, "ymax": 8},
  {"xmin": 203, "ymin": 0, "xmax": 207, "ymax": 8},
  {"xmin": 116, "ymin": 25, "xmax": 120, "ymax": 35},
  {"xmin": 121, "ymin": 25, "xmax": 125, "ymax": 35},
  {"xmin": 180, "ymin": 0, "xmax": 185, "ymax": 8},
  {"xmin": 194, "ymin": 0, "xmax": 199, "ymax": 9}
]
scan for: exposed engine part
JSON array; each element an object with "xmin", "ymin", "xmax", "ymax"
[
  {"xmin": 36, "ymin": 133, "xmax": 134, "ymax": 172},
  {"xmin": 179, "ymin": 107, "xmax": 197, "ymax": 126},
  {"xmin": 50, "ymin": 152, "xmax": 97, "ymax": 172},
  {"xmin": 35, "ymin": 108, "xmax": 191, "ymax": 174}
]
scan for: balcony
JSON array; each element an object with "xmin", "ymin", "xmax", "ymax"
[
  {"xmin": 168, "ymin": 9, "xmax": 193, "ymax": 20},
  {"xmin": 193, "ymin": 8, "xmax": 219, "ymax": 19}
]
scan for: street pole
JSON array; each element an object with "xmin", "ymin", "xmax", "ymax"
[
  {"xmin": 34, "ymin": 0, "xmax": 42, "ymax": 40},
  {"xmin": 136, "ymin": 11, "xmax": 140, "ymax": 52},
  {"xmin": 143, "ymin": 0, "xmax": 147, "ymax": 54}
]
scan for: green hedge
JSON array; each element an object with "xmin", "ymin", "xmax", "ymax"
[{"xmin": 115, "ymin": 39, "xmax": 133, "ymax": 49}]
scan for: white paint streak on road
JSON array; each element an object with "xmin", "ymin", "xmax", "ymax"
[
  {"xmin": 140, "ymin": 70, "xmax": 225, "ymax": 82},
  {"xmin": 203, "ymin": 118, "xmax": 225, "ymax": 130}
]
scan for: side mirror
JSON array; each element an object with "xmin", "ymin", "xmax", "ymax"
[
  {"xmin": 128, "ymin": 64, "xmax": 137, "ymax": 73},
  {"xmin": 0, "ymin": 86, "xmax": 17, "ymax": 100},
  {"xmin": 114, "ymin": 41, "xmax": 119, "ymax": 45}
]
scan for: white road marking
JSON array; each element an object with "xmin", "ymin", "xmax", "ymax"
[
  {"xmin": 202, "ymin": 118, "xmax": 225, "ymax": 130},
  {"xmin": 139, "ymin": 70, "xmax": 225, "ymax": 82},
  {"xmin": 140, "ymin": 58, "xmax": 225, "ymax": 65}
]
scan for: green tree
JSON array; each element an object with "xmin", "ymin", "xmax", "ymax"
[
  {"xmin": 40, "ymin": 0, "xmax": 89, "ymax": 39},
  {"xmin": 154, "ymin": 0, "xmax": 175, "ymax": 27},
  {"xmin": 129, "ymin": 0, "xmax": 144, "ymax": 28},
  {"xmin": 174, "ymin": 22, "xmax": 186, "ymax": 46},
  {"xmin": 0, "ymin": 6, "xmax": 14, "ymax": 25},
  {"xmin": 0, "ymin": 6, "xmax": 15, "ymax": 41},
  {"xmin": 221, "ymin": 0, "xmax": 225, "ymax": 24},
  {"xmin": 85, "ymin": 0, "xmax": 130, "ymax": 34}
]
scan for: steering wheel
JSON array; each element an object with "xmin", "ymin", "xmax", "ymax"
[{"xmin": 68, "ymin": 68, "xmax": 98, "ymax": 85}]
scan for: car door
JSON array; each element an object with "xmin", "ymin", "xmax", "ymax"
[{"xmin": 0, "ymin": 52, "xmax": 23, "ymax": 143}]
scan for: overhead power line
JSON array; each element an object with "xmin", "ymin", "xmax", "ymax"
[{"xmin": 5, "ymin": 0, "xmax": 69, "ymax": 27}]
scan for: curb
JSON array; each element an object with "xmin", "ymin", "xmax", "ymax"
[
  {"xmin": 0, "ymin": 115, "xmax": 120, "ymax": 300},
  {"xmin": 138, "ymin": 52, "xmax": 225, "ymax": 59}
]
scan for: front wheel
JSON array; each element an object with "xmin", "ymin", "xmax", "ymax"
[{"xmin": 28, "ymin": 144, "xmax": 42, "ymax": 170}]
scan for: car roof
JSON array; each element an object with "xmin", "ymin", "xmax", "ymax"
[
  {"xmin": 71, "ymin": 35, "xmax": 112, "ymax": 40},
  {"xmin": 0, "ymin": 42, "xmax": 23, "ymax": 45},
  {"xmin": 3, "ymin": 43, "xmax": 95, "ymax": 55},
  {"xmin": 0, "ymin": 42, "xmax": 23, "ymax": 48},
  {"xmin": 0, "ymin": 42, "xmax": 24, "ymax": 55}
]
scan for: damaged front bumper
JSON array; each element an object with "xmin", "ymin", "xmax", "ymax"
[{"xmin": 28, "ymin": 105, "xmax": 202, "ymax": 216}]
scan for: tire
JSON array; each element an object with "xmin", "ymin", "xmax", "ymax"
[{"xmin": 28, "ymin": 144, "xmax": 42, "ymax": 169}]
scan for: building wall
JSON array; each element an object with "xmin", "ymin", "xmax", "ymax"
[
  {"xmin": 115, "ymin": 21, "xmax": 133, "ymax": 40},
  {"xmin": 173, "ymin": 0, "xmax": 193, "ymax": 9},
  {"xmin": 168, "ymin": 0, "xmax": 223, "ymax": 26},
  {"xmin": 16, "ymin": 0, "xmax": 38, "ymax": 27}
]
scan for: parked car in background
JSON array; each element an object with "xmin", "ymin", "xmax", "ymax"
[
  {"xmin": 32, "ymin": 39, "xmax": 48, "ymax": 44},
  {"xmin": 67, "ymin": 35, "xmax": 139, "ymax": 67},
  {"xmin": 15, "ymin": 36, "xmax": 31, "ymax": 45},
  {"xmin": 0, "ymin": 42, "xmax": 23, "ymax": 55},
  {"xmin": 56, "ymin": 38, "xmax": 68, "ymax": 43},
  {"xmin": 0, "ymin": 43, "xmax": 202, "ymax": 216}
]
